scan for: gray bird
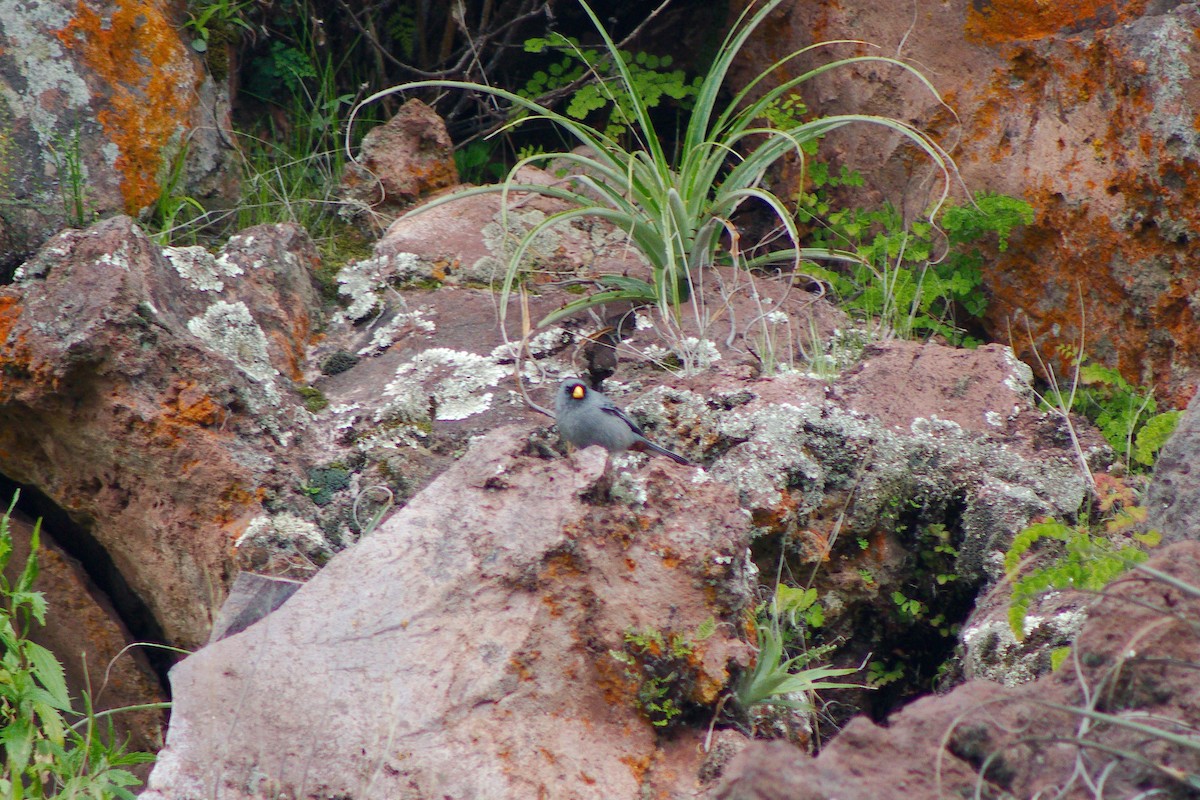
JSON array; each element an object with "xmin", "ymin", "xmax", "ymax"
[{"xmin": 555, "ymin": 378, "xmax": 691, "ymax": 465}]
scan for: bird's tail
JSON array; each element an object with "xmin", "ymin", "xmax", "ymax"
[{"xmin": 643, "ymin": 440, "xmax": 692, "ymax": 466}]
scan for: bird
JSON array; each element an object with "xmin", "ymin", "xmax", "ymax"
[{"xmin": 554, "ymin": 378, "xmax": 691, "ymax": 465}]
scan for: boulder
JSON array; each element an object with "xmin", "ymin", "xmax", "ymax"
[
  {"xmin": 144, "ymin": 427, "xmax": 755, "ymax": 799},
  {"xmin": 0, "ymin": 216, "xmax": 322, "ymax": 649},
  {"xmin": 0, "ymin": 0, "xmax": 235, "ymax": 269},
  {"xmin": 712, "ymin": 541, "xmax": 1200, "ymax": 798},
  {"xmin": 339, "ymin": 98, "xmax": 459, "ymax": 225}
]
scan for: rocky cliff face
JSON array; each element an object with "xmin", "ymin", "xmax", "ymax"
[
  {"xmin": 2, "ymin": 4, "xmax": 1198, "ymax": 797},
  {"xmin": 730, "ymin": 0, "xmax": 1200, "ymax": 407}
]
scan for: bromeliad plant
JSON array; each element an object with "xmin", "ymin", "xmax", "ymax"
[{"xmin": 347, "ymin": 0, "xmax": 955, "ymax": 334}]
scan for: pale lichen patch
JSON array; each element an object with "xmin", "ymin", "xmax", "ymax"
[{"xmin": 380, "ymin": 347, "xmax": 508, "ymax": 422}]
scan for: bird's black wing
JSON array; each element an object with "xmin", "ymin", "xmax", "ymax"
[{"xmin": 599, "ymin": 402, "xmax": 645, "ymax": 436}]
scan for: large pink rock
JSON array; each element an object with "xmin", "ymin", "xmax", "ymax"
[
  {"xmin": 0, "ymin": 217, "xmax": 322, "ymax": 649},
  {"xmin": 144, "ymin": 427, "xmax": 754, "ymax": 799}
]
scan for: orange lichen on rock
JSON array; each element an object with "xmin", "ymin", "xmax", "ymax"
[
  {"xmin": 0, "ymin": 295, "xmax": 22, "ymax": 345},
  {"xmin": 54, "ymin": 0, "xmax": 203, "ymax": 214},
  {"xmin": 965, "ymin": 0, "xmax": 1149, "ymax": 44}
]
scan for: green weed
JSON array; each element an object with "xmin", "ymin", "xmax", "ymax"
[
  {"xmin": 609, "ymin": 624, "xmax": 712, "ymax": 729},
  {"xmin": 46, "ymin": 129, "xmax": 91, "ymax": 228},
  {"xmin": 801, "ymin": 189, "xmax": 1034, "ymax": 346},
  {"xmin": 1041, "ymin": 346, "xmax": 1181, "ymax": 469},
  {"xmin": 1004, "ymin": 515, "xmax": 1160, "ymax": 640},
  {"xmin": 182, "ymin": 0, "xmax": 254, "ymax": 54},
  {"xmin": 519, "ymin": 34, "xmax": 702, "ymax": 143},
  {"xmin": 0, "ymin": 492, "xmax": 160, "ymax": 797},
  {"xmin": 733, "ymin": 617, "xmax": 861, "ymax": 714}
]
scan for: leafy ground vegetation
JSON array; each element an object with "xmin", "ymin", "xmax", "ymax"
[
  {"xmin": 37, "ymin": 0, "xmax": 1187, "ymax": 785},
  {"xmin": 0, "ymin": 494, "xmax": 165, "ymax": 798}
]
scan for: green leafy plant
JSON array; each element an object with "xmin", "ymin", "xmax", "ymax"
[
  {"xmin": 733, "ymin": 618, "xmax": 863, "ymax": 713},
  {"xmin": 182, "ymin": 0, "xmax": 254, "ymax": 53},
  {"xmin": 1004, "ymin": 517, "xmax": 1160, "ymax": 639},
  {"xmin": 453, "ymin": 139, "xmax": 508, "ymax": 185},
  {"xmin": 1041, "ymin": 346, "xmax": 1181, "ymax": 468},
  {"xmin": 148, "ymin": 142, "xmax": 206, "ymax": 246},
  {"xmin": 0, "ymin": 492, "xmax": 158, "ymax": 797},
  {"xmin": 866, "ymin": 659, "xmax": 905, "ymax": 688},
  {"xmin": 609, "ymin": 624, "xmax": 711, "ymax": 728},
  {"xmin": 350, "ymin": 0, "xmax": 953, "ymax": 344},
  {"xmin": 802, "ymin": 190, "xmax": 1033, "ymax": 345},
  {"xmin": 519, "ymin": 34, "xmax": 703, "ymax": 142},
  {"xmin": 46, "ymin": 129, "xmax": 91, "ymax": 228},
  {"xmin": 891, "ymin": 590, "xmax": 926, "ymax": 623},
  {"xmin": 774, "ymin": 584, "xmax": 825, "ymax": 632}
]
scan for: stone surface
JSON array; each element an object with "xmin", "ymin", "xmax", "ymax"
[
  {"xmin": 144, "ymin": 426, "xmax": 755, "ymax": 800},
  {"xmin": 339, "ymin": 98, "xmax": 459, "ymax": 226},
  {"xmin": 372, "ymin": 164, "xmax": 651, "ymax": 286},
  {"xmin": 0, "ymin": 0, "xmax": 235, "ymax": 268},
  {"xmin": 0, "ymin": 192, "xmax": 1150, "ymax": 796},
  {"xmin": 1145, "ymin": 388, "xmax": 1200, "ymax": 544},
  {"xmin": 0, "ymin": 216, "xmax": 323, "ymax": 649},
  {"xmin": 713, "ymin": 541, "xmax": 1200, "ymax": 799},
  {"xmin": 731, "ymin": 0, "xmax": 1200, "ymax": 407}
]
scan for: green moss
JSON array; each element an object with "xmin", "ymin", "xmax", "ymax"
[
  {"xmin": 302, "ymin": 466, "xmax": 351, "ymax": 506},
  {"xmin": 320, "ymin": 351, "xmax": 358, "ymax": 376},
  {"xmin": 297, "ymin": 385, "xmax": 329, "ymax": 412}
]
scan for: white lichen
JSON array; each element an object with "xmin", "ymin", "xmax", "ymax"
[
  {"xmin": 489, "ymin": 327, "xmax": 573, "ymax": 361},
  {"xmin": 187, "ymin": 301, "xmax": 278, "ymax": 386},
  {"xmin": 235, "ymin": 513, "xmax": 329, "ymax": 558},
  {"xmin": 163, "ymin": 245, "xmax": 243, "ymax": 292},
  {"xmin": 380, "ymin": 347, "xmax": 508, "ymax": 422},
  {"xmin": 337, "ymin": 253, "xmax": 425, "ymax": 322},
  {"xmin": 1001, "ymin": 345, "xmax": 1035, "ymax": 397},
  {"xmin": 357, "ymin": 305, "xmax": 437, "ymax": 355}
]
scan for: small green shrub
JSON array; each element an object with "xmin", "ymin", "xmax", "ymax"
[
  {"xmin": 1041, "ymin": 347, "xmax": 1181, "ymax": 468},
  {"xmin": 182, "ymin": 0, "xmax": 254, "ymax": 53},
  {"xmin": 733, "ymin": 618, "xmax": 861, "ymax": 713},
  {"xmin": 519, "ymin": 34, "xmax": 702, "ymax": 142},
  {"xmin": 773, "ymin": 584, "xmax": 824, "ymax": 632},
  {"xmin": 609, "ymin": 624, "xmax": 712, "ymax": 729},
  {"xmin": 454, "ymin": 140, "xmax": 508, "ymax": 185},
  {"xmin": 1004, "ymin": 517, "xmax": 1160, "ymax": 639},
  {"xmin": 0, "ymin": 492, "xmax": 157, "ymax": 798},
  {"xmin": 46, "ymin": 129, "xmax": 91, "ymax": 229},
  {"xmin": 801, "ymin": 188, "xmax": 1034, "ymax": 345}
]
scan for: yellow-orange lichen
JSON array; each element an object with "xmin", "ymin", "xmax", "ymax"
[
  {"xmin": 171, "ymin": 394, "xmax": 223, "ymax": 427},
  {"xmin": 0, "ymin": 295, "xmax": 22, "ymax": 345},
  {"xmin": 965, "ymin": 0, "xmax": 1149, "ymax": 44},
  {"xmin": 54, "ymin": 0, "xmax": 203, "ymax": 214}
]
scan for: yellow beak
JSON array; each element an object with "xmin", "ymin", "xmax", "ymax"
[{"xmin": 572, "ymin": 385, "xmax": 585, "ymax": 400}]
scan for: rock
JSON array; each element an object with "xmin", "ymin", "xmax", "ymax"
[
  {"xmin": 644, "ymin": 344, "xmax": 1099, "ymax": 712},
  {"xmin": 730, "ymin": 0, "xmax": 1200, "ymax": 406},
  {"xmin": 1145, "ymin": 388, "xmax": 1200, "ymax": 543},
  {"xmin": 339, "ymin": 99, "xmax": 459, "ymax": 224},
  {"xmin": 0, "ymin": 0, "xmax": 235, "ymax": 269},
  {"xmin": 144, "ymin": 426, "xmax": 755, "ymax": 799},
  {"xmin": 371, "ymin": 164, "xmax": 651, "ymax": 287},
  {"xmin": 2, "ymin": 508, "xmax": 165, "ymax": 757},
  {"xmin": 0, "ymin": 201, "xmax": 1138, "ymax": 795},
  {"xmin": 0, "ymin": 216, "xmax": 323, "ymax": 649},
  {"xmin": 207, "ymin": 572, "xmax": 302, "ymax": 643},
  {"xmin": 712, "ymin": 541, "xmax": 1200, "ymax": 798}
]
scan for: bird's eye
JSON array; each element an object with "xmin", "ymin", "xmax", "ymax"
[{"xmin": 572, "ymin": 384, "xmax": 586, "ymax": 400}]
